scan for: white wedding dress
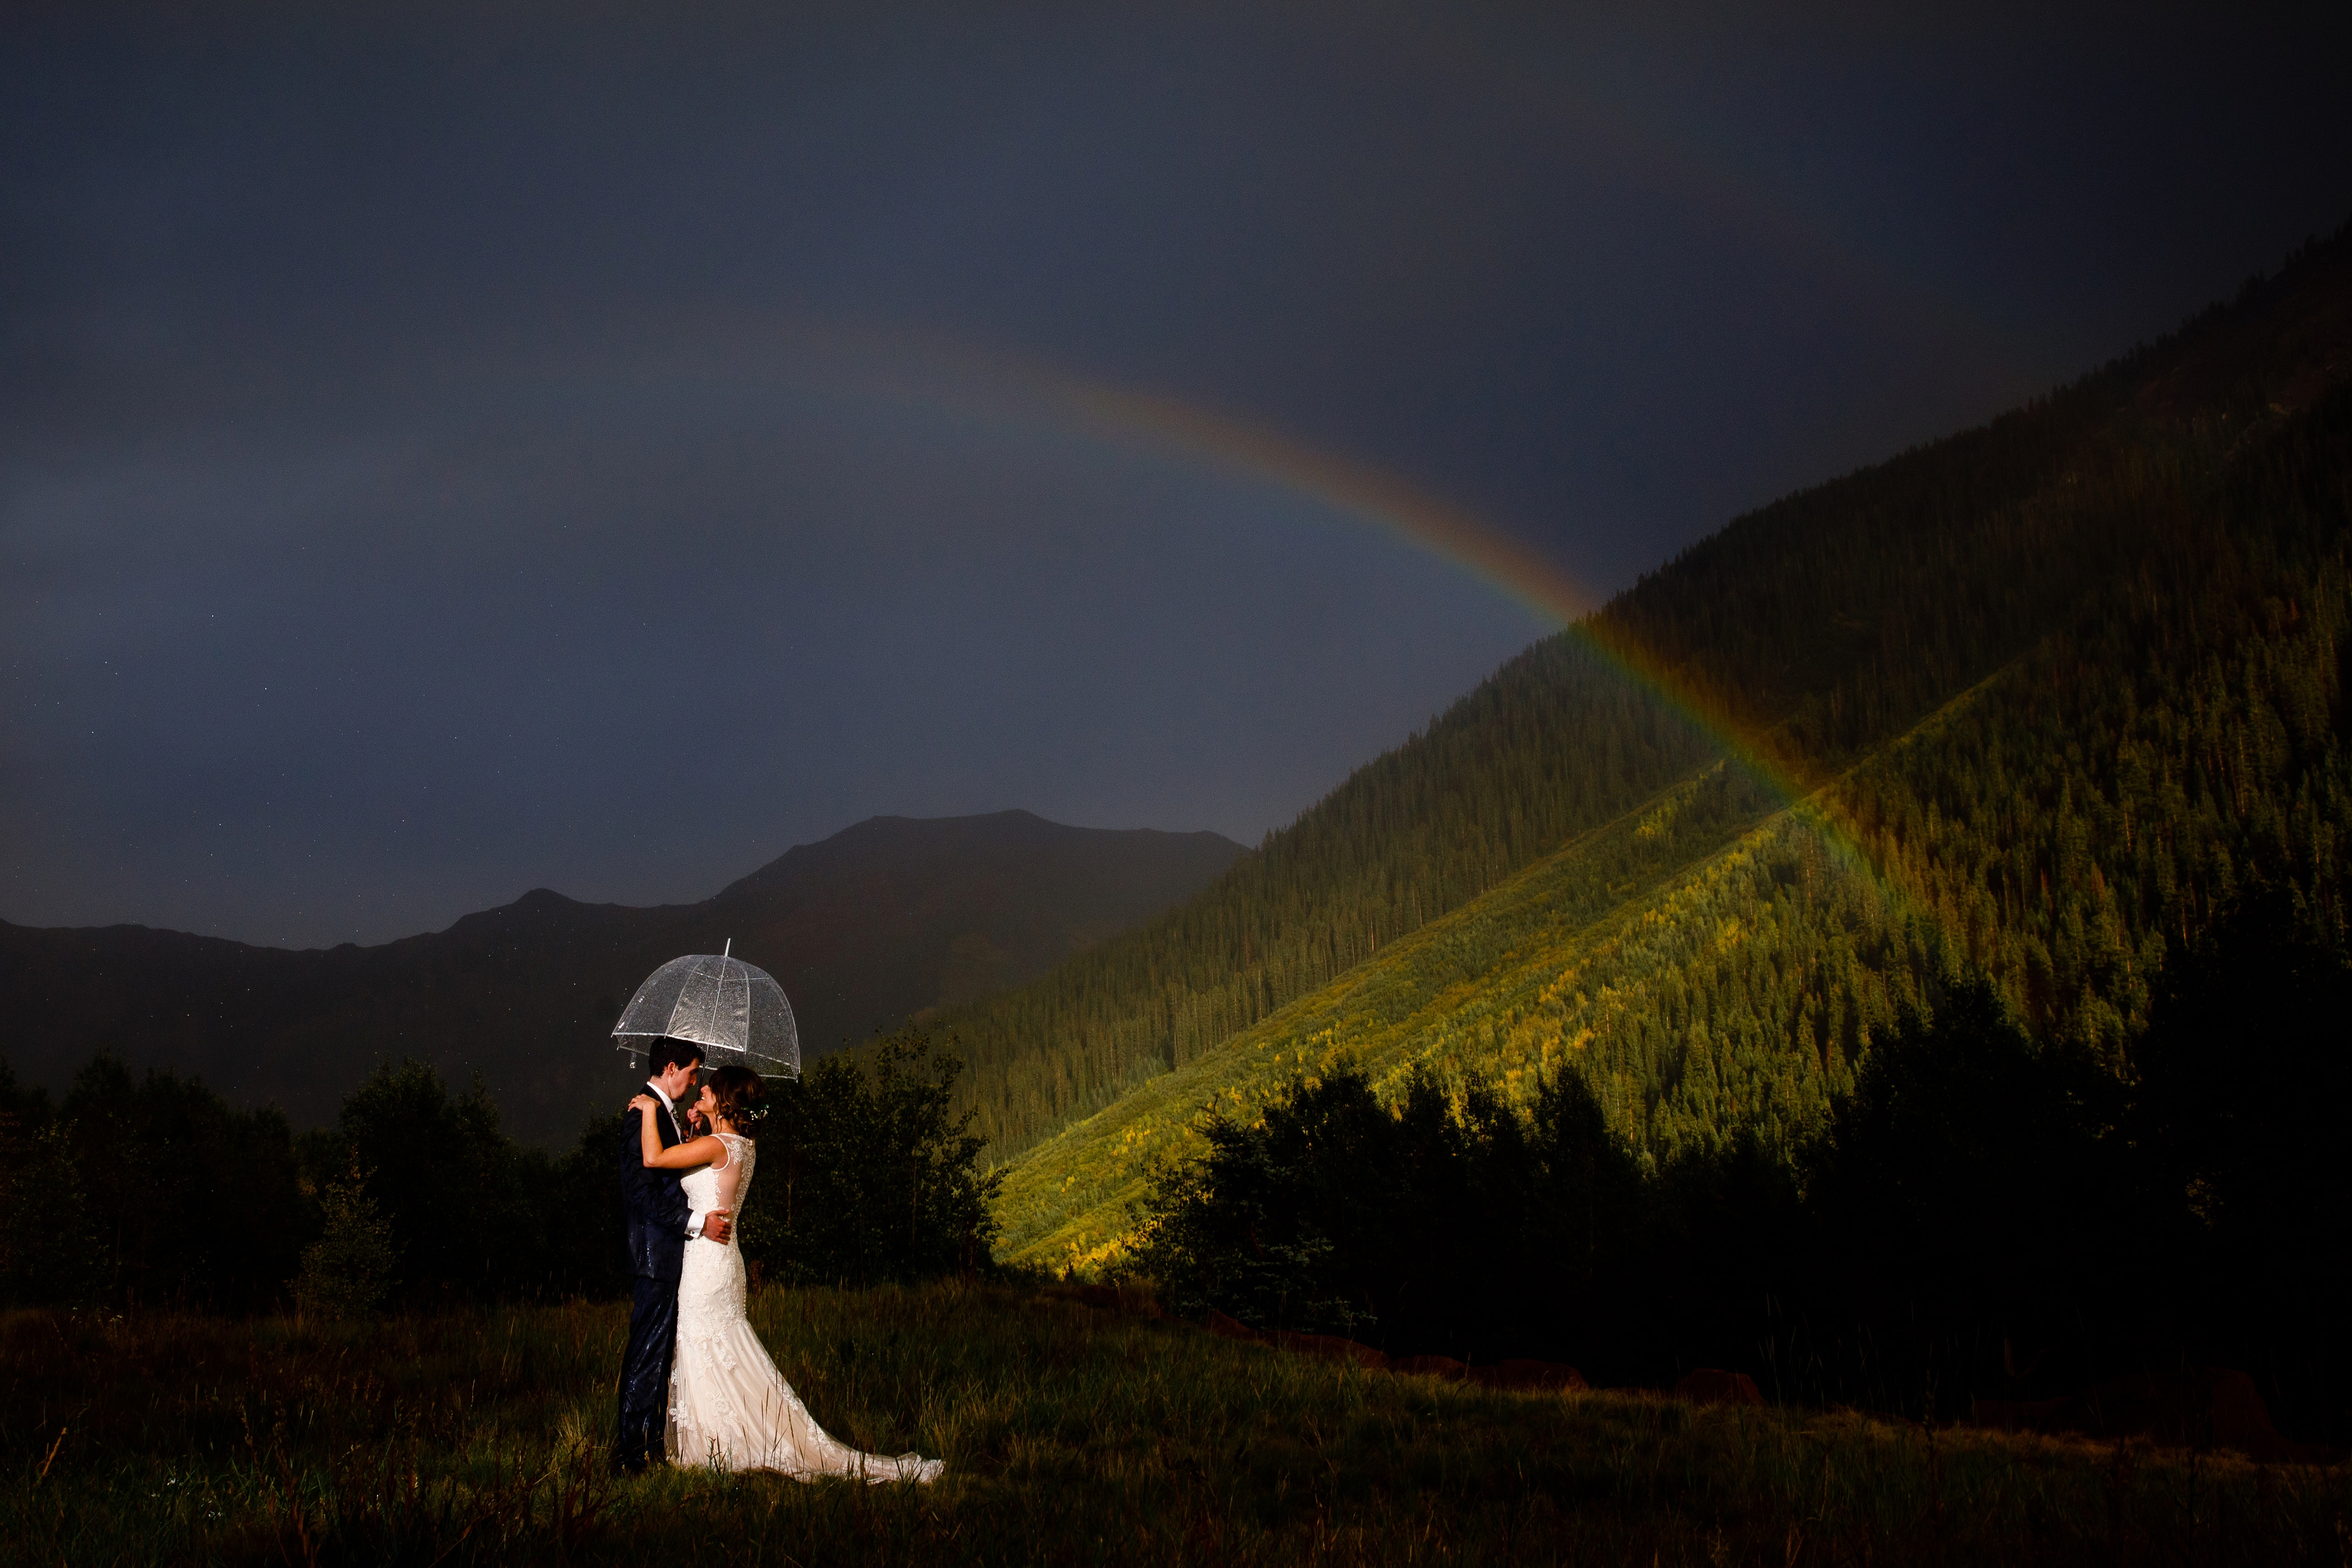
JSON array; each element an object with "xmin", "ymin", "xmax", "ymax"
[{"xmin": 668, "ymin": 1133, "xmax": 944, "ymax": 1483}]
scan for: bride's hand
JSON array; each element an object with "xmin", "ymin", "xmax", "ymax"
[{"xmin": 626, "ymin": 1094, "xmax": 657, "ymax": 1114}]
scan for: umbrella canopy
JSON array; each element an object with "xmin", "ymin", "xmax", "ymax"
[{"xmin": 612, "ymin": 946, "xmax": 800, "ymax": 1078}]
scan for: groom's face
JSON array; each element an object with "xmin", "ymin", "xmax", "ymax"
[{"xmin": 655, "ymin": 1057, "xmax": 702, "ymax": 1100}]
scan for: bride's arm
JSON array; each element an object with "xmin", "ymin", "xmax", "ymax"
[{"xmin": 627, "ymin": 1098, "xmax": 725, "ymax": 1170}]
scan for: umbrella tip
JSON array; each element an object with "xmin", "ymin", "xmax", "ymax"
[{"xmin": 724, "ymin": 937, "xmax": 732, "ymax": 957}]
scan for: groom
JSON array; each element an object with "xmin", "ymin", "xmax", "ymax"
[{"xmin": 614, "ymin": 1036, "xmax": 732, "ymax": 1475}]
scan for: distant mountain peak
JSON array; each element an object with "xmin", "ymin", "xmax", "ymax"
[{"xmin": 5, "ymin": 808, "xmax": 1247, "ymax": 1144}]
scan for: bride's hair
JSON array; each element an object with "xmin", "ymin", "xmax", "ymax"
[{"xmin": 705, "ymin": 1065, "xmax": 767, "ymax": 1132}]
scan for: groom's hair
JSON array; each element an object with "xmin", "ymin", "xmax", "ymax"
[{"xmin": 648, "ymin": 1037, "xmax": 706, "ymax": 1078}]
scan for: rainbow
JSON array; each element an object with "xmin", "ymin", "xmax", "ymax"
[
  {"xmin": 1053, "ymin": 378, "xmax": 1600, "ymax": 627},
  {"xmin": 730, "ymin": 314, "xmax": 1940, "ymax": 926},
  {"xmin": 952, "ymin": 350, "xmax": 1924, "ymax": 929},
  {"xmin": 1002, "ymin": 357, "xmax": 1783, "ymax": 781}
]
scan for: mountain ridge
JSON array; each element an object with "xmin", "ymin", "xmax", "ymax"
[{"xmin": 3, "ymin": 810, "xmax": 1246, "ymax": 1143}]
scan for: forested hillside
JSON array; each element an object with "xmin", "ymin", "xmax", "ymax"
[
  {"xmin": 938, "ymin": 225, "xmax": 2352, "ymax": 1170},
  {"xmin": 998, "ymin": 369, "xmax": 2351, "ymax": 1266}
]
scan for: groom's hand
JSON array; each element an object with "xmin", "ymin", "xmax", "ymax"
[{"xmin": 704, "ymin": 1209, "xmax": 731, "ymax": 1244}]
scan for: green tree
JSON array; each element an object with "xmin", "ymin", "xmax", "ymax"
[
  {"xmin": 308, "ymin": 1059, "xmax": 557, "ymax": 1303},
  {"xmin": 19, "ymin": 1056, "xmax": 307, "ymax": 1311},
  {"xmin": 292, "ymin": 1158, "xmax": 398, "ymax": 1317},
  {"xmin": 743, "ymin": 1030, "xmax": 1001, "ymax": 1285},
  {"xmin": 0, "ymin": 1070, "xmax": 100, "ymax": 1308}
]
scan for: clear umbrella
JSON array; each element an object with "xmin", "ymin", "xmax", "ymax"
[{"xmin": 612, "ymin": 941, "xmax": 800, "ymax": 1078}]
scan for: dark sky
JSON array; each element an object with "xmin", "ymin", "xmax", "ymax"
[{"xmin": 6, "ymin": 3, "xmax": 2349, "ymax": 948}]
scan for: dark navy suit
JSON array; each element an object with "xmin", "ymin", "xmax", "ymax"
[{"xmin": 615, "ymin": 1087, "xmax": 694, "ymax": 1472}]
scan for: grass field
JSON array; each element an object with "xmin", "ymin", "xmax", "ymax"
[{"xmin": 7, "ymin": 1283, "xmax": 2347, "ymax": 1566}]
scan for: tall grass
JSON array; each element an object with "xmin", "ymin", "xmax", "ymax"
[{"xmin": 5, "ymin": 1284, "xmax": 2345, "ymax": 1565}]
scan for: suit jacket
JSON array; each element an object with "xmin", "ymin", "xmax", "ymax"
[{"xmin": 620, "ymin": 1091, "xmax": 694, "ymax": 1283}]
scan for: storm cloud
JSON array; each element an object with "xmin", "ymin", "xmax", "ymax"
[{"xmin": 6, "ymin": 3, "xmax": 2348, "ymax": 945}]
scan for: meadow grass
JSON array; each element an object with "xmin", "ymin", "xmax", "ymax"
[{"xmin": 5, "ymin": 1282, "xmax": 2347, "ymax": 1565}]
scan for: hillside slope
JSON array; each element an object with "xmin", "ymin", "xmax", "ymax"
[
  {"xmin": 3, "ymin": 811, "xmax": 1243, "ymax": 1142},
  {"xmin": 1001, "ymin": 375, "xmax": 2352, "ymax": 1268},
  {"xmin": 940, "ymin": 224, "xmax": 2352, "ymax": 1170}
]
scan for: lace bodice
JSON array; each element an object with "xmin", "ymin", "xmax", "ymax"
[{"xmin": 680, "ymin": 1133, "xmax": 755, "ymax": 1237}]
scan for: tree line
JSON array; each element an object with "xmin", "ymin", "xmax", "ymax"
[
  {"xmin": 0, "ymin": 1030, "xmax": 997, "ymax": 1313},
  {"xmin": 1131, "ymin": 892, "xmax": 2352, "ymax": 1444}
]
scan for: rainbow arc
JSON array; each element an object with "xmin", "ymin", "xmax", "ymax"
[{"xmin": 987, "ymin": 356, "xmax": 1931, "ymax": 938}]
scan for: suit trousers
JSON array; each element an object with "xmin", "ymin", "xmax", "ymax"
[{"xmin": 615, "ymin": 1273, "xmax": 680, "ymax": 1471}]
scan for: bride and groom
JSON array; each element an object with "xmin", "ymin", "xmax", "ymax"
[{"xmin": 614, "ymin": 1037, "xmax": 944, "ymax": 1482}]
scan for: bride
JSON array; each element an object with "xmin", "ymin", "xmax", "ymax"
[{"xmin": 628, "ymin": 1067, "xmax": 944, "ymax": 1483}]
